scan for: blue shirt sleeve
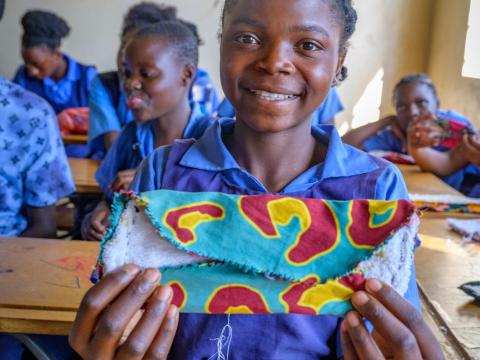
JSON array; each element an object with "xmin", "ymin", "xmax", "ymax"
[
  {"xmin": 363, "ymin": 128, "xmax": 403, "ymax": 153},
  {"xmin": 88, "ymin": 75, "xmax": 123, "ymax": 143},
  {"xmin": 129, "ymin": 146, "xmax": 172, "ymax": 193},
  {"xmin": 24, "ymin": 105, "xmax": 76, "ymax": 206}
]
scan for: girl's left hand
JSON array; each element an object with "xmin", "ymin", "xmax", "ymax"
[
  {"xmin": 110, "ymin": 168, "xmax": 138, "ymax": 193},
  {"xmin": 340, "ymin": 279, "xmax": 444, "ymax": 360},
  {"xmin": 462, "ymin": 133, "xmax": 480, "ymax": 166}
]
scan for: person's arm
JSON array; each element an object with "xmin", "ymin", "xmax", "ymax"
[
  {"xmin": 407, "ymin": 118, "xmax": 469, "ymax": 176},
  {"xmin": 342, "ymin": 115, "xmax": 398, "ymax": 150},
  {"xmin": 462, "ymin": 134, "xmax": 480, "ymax": 167},
  {"xmin": 20, "ymin": 205, "xmax": 57, "ymax": 238}
]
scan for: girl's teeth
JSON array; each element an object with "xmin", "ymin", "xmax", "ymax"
[{"xmin": 250, "ymin": 90, "xmax": 296, "ymax": 101}]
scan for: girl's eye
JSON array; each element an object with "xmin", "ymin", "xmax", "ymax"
[
  {"xmin": 298, "ymin": 41, "xmax": 321, "ymax": 52},
  {"xmin": 417, "ymin": 99, "xmax": 429, "ymax": 108},
  {"xmin": 141, "ymin": 70, "xmax": 155, "ymax": 78},
  {"xmin": 235, "ymin": 34, "xmax": 259, "ymax": 45}
]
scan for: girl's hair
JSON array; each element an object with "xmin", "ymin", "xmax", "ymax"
[
  {"xmin": 392, "ymin": 73, "xmax": 439, "ymax": 104},
  {"xmin": 21, "ymin": 10, "xmax": 70, "ymax": 50},
  {"xmin": 0, "ymin": 0, "xmax": 5, "ymax": 21},
  {"xmin": 221, "ymin": 0, "xmax": 357, "ymax": 84},
  {"xmin": 132, "ymin": 20, "xmax": 199, "ymax": 70},
  {"xmin": 122, "ymin": 2, "xmax": 177, "ymax": 38}
]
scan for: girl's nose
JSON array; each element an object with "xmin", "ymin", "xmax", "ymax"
[
  {"xmin": 255, "ymin": 42, "xmax": 295, "ymax": 76},
  {"xmin": 125, "ymin": 76, "xmax": 142, "ymax": 91}
]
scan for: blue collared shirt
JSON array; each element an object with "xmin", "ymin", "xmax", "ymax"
[
  {"xmin": 96, "ymin": 102, "xmax": 213, "ymax": 199},
  {"xmin": 131, "ymin": 119, "xmax": 420, "ymax": 359},
  {"xmin": 215, "ymin": 88, "xmax": 344, "ymax": 125},
  {"xmin": 88, "ymin": 68, "xmax": 219, "ymax": 158},
  {"xmin": 0, "ymin": 77, "xmax": 75, "ymax": 236},
  {"xmin": 13, "ymin": 54, "xmax": 97, "ymax": 114}
]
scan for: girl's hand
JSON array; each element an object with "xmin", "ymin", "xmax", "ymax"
[
  {"xmin": 110, "ymin": 168, "xmax": 137, "ymax": 193},
  {"xmin": 69, "ymin": 265, "xmax": 179, "ymax": 360},
  {"xmin": 407, "ymin": 114, "xmax": 444, "ymax": 149},
  {"xmin": 81, "ymin": 202, "xmax": 111, "ymax": 241},
  {"xmin": 462, "ymin": 133, "xmax": 480, "ymax": 166},
  {"xmin": 340, "ymin": 279, "xmax": 444, "ymax": 360}
]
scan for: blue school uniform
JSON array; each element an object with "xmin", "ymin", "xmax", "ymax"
[
  {"xmin": 215, "ymin": 88, "xmax": 344, "ymax": 125},
  {"xmin": 0, "ymin": 76, "xmax": 75, "ymax": 236},
  {"xmin": 13, "ymin": 54, "xmax": 97, "ymax": 114},
  {"xmin": 88, "ymin": 68, "xmax": 219, "ymax": 159},
  {"xmin": 363, "ymin": 109, "xmax": 473, "ymax": 191},
  {"xmin": 96, "ymin": 102, "xmax": 213, "ymax": 199},
  {"xmin": 130, "ymin": 120, "xmax": 421, "ymax": 359}
]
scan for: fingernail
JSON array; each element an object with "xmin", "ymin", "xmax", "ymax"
[
  {"xmin": 352, "ymin": 291, "xmax": 369, "ymax": 306},
  {"xmin": 167, "ymin": 305, "xmax": 178, "ymax": 319},
  {"xmin": 144, "ymin": 268, "xmax": 160, "ymax": 283},
  {"xmin": 341, "ymin": 320, "xmax": 348, "ymax": 332},
  {"xmin": 157, "ymin": 286, "xmax": 173, "ymax": 302},
  {"xmin": 347, "ymin": 312, "xmax": 359, "ymax": 327},
  {"xmin": 123, "ymin": 264, "xmax": 140, "ymax": 276},
  {"xmin": 366, "ymin": 279, "xmax": 382, "ymax": 292}
]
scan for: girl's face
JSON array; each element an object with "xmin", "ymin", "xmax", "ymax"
[
  {"xmin": 220, "ymin": 0, "xmax": 344, "ymax": 133},
  {"xmin": 21, "ymin": 46, "xmax": 62, "ymax": 80},
  {"xmin": 123, "ymin": 36, "xmax": 192, "ymax": 122},
  {"xmin": 394, "ymin": 83, "xmax": 439, "ymax": 131}
]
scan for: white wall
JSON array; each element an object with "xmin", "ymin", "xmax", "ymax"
[{"xmin": 0, "ymin": 0, "xmax": 223, "ymax": 90}]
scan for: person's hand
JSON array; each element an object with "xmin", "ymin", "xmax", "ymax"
[
  {"xmin": 462, "ymin": 133, "xmax": 480, "ymax": 166},
  {"xmin": 111, "ymin": 168, "xmax": 137, "ymax": 193},
  {"xmin": 341, "ymin": 279, "xmax": 444, "ymax": 360},
  {"xmin": 69, "ymin": 264, "xmax": 179, "ymax": 360},
  {"xmin": 407, "ymin": 113, "xmax": 445, "ymax": 149},
  {"xmin": 81, "ymin": 201, "xmax": 111, "ymax": 241}
]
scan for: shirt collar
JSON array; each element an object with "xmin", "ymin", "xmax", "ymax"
[
  {"xmin": 43, "ymin": 54, "xmax": 80, "ymax": 86},
  {"xmin": 180, "ymin": 120, "xmax": 380, "ymax": 182}
]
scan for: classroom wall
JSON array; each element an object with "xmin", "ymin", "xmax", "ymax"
[
  {"xmin": 428, "ymin": 0, "xmax": 480, "ymax": 128},
  {"xmin": 1, "ymin": 1, "xmax": 476, "ymax": 130},
  {"xmin": 0, "ymin": 0, "xmax": 223, "ymax": 88}
]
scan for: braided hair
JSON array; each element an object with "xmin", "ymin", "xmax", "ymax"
[
  {"xmin": 21, "ymin": 10, "xmax": 70, "ymax": 50},
  {"xmin": 131, "ymin": 20, "xmax": 199, "ymax": 70},
  {"xmin": 221, "ymin": 0, "xmax": 357, "ymax": 83}
]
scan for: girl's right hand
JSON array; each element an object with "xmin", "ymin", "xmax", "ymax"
[
  {"xmin": 407, "ymin": 114, "xmax": 444, "ymax": 148},
  {"xmin": 69, "ymin": 265, "xmax": 179, "ymax": 360}
]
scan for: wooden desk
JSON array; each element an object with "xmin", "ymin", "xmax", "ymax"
[
  {"xmin": 68, "ymin": 158, "xmax": 101, "ymax": 194},
  {"xmin": 62, "ymin": 134, "xmax": 88, "ymax": 145},
  {"xmin": 0, "ymin": 238, "xmax": 98, "ymax": 335},
  {"xmin": 417, "ymin": 214, "xmax": 480, "ymax": 359},
  {"xmin": 397, "ymin": 164, "xmax": 464, "ymax": 197}
]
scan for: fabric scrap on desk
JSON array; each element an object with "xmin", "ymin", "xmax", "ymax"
[
  {"xmin": 368, "ymin": 150, "xmax": 415, "ymax": 165},
  {"xmin": 458, "ymin": 281, "xmax": 480, "ymax": 302},
  {"xmin": 447, "ymin": 218, "xmax": 480, "ymax": 242},
  {"xmin": 93, "ymin": 190, "xmax": 419, "ymax": 317},
  {"xmin": 410, "ymin": 194, "xmax": 480, "ymax": 214}
]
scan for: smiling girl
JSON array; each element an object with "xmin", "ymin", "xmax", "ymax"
[{"xmin": 70, "ymin": 1, "xmax": 443, "ymax": 359}]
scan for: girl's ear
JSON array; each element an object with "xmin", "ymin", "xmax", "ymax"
[
  {"xmin": 181, "ymin": 64, "xmax": 195, "ymax": 87},
  {"xmin": 332, "ymin": 50, "xmax": 347, "ymax": 87},
  {"xmin": 52, "ymin": 48, "xmax": 63, "ymax": 62}
]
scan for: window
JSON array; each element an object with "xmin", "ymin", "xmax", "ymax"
[{"xmin": 462, "ymin": 0, "xmax": 480, "ymax": 79}]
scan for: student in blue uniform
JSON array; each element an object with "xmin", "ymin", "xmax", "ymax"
[
  {"xmin": 88, "ymin": 2, "xmax": 218, "ymax": 159},
  {"xmin": 81, "ymin": 21, "xmax": 214, "ymax": 241},
  {"xmin": 216, "ymin": 87, "xmax": 344, "ymax": 125},
  {"xmin": 342, "ymin": 73, "xmax": 472, "ymax": 153},
  {"xmin": 13, "ymin": 10, "xmax": 97, "ymax": 114},
  {"xmin": 13, "ymin": 10, "xmax": 97, "ymax": 158},
  {"xmin": 70, "ymin": 1, "xmax": 443, "ymax": 359}
]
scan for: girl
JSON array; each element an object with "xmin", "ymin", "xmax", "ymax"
[
  {"xmin": 81, "ymin": 21, "xmax": 213, "ymax": 241},
  {"xmin": 88, "ymin": 2, "xmax": 219, "ymax": 159},
  {"xmin": 70, "ymin": 1, "xmax": 443, "ymax": 359},
  {"xmin": 343, "ymin": 74, "xmax": 472, "ymax": 153},
  {"xmin": 13, "ymin": 10, "xmax": 97, "ymax": 115}
]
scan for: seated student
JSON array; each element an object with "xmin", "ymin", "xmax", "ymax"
[
  {"xmin": 216, "ymin": 87, "xmax": 344, "ymax": 125},
  {"xmin": 408, "ymin": 118, "xmax": 480, "ymax": 197},
  {"xmin": 88, "ymin": 2, "xmax": 219, "ymax": 159},
  {"xmin": 342, "ymin": 73, "xmax": 472, "ymax": 153},
  {"xmin": 70, "ymin": 1, "xmax": 443, "ymax": 359},
  {"xmin": 81, "ymin": 21, "xmax": 214, "ymax": 241},
  {"xmin": 0, "ymin": 77, "xmax": 75, "ymax": 237},
  {"xmin": 13, "ymin": 10, "xmax": 97, "ymax": 158}
]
